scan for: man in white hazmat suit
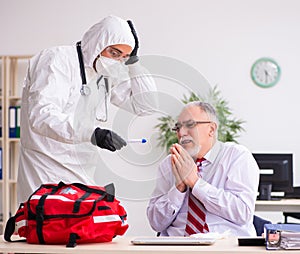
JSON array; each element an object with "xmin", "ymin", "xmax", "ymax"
[{"xmin": 17, "ymin": 15, "xmax": 157, "ymax": 202}]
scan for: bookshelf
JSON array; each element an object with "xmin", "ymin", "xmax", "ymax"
[{"xmin": 0, "ymin": 55, "xmax": 31, "ymax": 233}]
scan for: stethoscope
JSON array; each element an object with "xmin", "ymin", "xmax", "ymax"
[{"xmin": 76, "ymin": 41, "xmax": 108, "ymax": 122}]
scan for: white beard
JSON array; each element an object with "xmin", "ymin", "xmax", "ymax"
[{"xmin": 179, "ymin": 137, "xmax": 201, "ymax": 158}]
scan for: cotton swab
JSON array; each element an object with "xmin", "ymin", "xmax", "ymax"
[{"xmin": 127, "ymin": 138, "xmax": 147, "ymax": 144}]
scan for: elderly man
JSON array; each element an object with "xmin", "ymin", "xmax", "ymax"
[{"xmin": 147, "ymin": 101, "xmax": 259, "ymax": 236}]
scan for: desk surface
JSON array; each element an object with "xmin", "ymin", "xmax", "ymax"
[
  {"xmin": 255, "ymin": 198, "xmax": 300, "ymax": 212},
  {"xmin": 0, "ymin": 236, "xmax": 290, "ymax": 254}
]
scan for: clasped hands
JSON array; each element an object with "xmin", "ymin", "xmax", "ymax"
[{"xmin": 170, "ymin": 143, "xmax": 199, "ymax": 192}]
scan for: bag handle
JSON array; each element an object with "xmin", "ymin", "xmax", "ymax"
[
  {"xmin": 104, "ymin": 183, "xmax": 115, "ymax": 202},
  {"xmin": 4, "ymin": 216, "xmax": 16, "ymax": 242},
  {"xmin": 4, "ymin": 203, "xmax": 27, "ymax": 243},
  {"xmin": 4, "ymin": 216, "xmax": 26, "ymax": 243},
  {"xmin": 36, "ymin": 182, "xmax": 115, "ymax": 197},
  {"xmin": 72, "ymin": 184, "xmax": 114, "ymax": 213},
  {"xmin": 71, "ymin": 182, "xmax": 113, "ymax": 197},
  {"xmin": 73, "ymin": 192, "xmax": 92, "ymax": 213}
]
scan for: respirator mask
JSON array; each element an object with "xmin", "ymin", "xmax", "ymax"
[{"xmin": 95, "ymin": 56, "xmax": 127, "ymax": 85}]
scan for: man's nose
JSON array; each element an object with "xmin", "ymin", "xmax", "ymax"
[{"xmin": 177, "ymin": 125, "xmax": 188, "ymax": 136}]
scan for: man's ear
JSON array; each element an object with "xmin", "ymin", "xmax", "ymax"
[{"xmin": 209, "ymin": 122, "xmax": 217, "ymax": 136}]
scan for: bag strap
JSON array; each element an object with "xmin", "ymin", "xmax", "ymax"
[
  {"xmin": 70, "ymin": 182, "xmax": 108, "ymax": 195},
  {"xmin": 4, "ymin": 216, "xmax": 26, "ymax": 243},
  {"xmin": 69, "ymin": 182, "xmax": 115, "ymax": 213},
  {"xmin": 72, "ymin": 187, "xmax": 110, "ymax": 213},
  {"xmin": 27, "ymin": 184, "xmax": 61, "ymax": 221},
  {"xmin": 4, "ymin": 216, "xmax": 16, "ymax": 242},
  {"xmin": 36, "ymin": 194, "xmax": 48, "ymax": 244},
  {"xmin": 72, "ymin": 192, "xmax": 92, "ymax": 213},
  {"xmin": 104, "ymin": 183, "xmax": 115, "ymax": 202},
  {"xmin": 4, "ymin": 203, "xmax": 27, "ymax": 243},
  {"xmin": 66, "ymin": 233, "xmax": 80, "ymax": 248},
  {"xmin": 43, "ymin": 181, "xmax": 115, "ymax": 198},
  {"xmin": 35, "ymin": 186, "xmax": 58, "ymax": 244}
]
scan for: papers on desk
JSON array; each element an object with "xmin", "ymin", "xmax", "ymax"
[
  {"xmin": 265, "ymin": 224, "xmax": 300, "ymax": 250},
  {"xmin": 190, "ymin": 230, "xmax": 231, "ymax": 240},
  {"xmin": 131, "ymin": 237, "xmax": 216, "ymax": 245},
  {"xmin": 281, "ymin": 231, "xmax": 300, "ymax": 249}
]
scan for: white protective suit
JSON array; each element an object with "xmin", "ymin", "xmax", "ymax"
[{"xmin": 17, "ymin": 15, "xmax": 157, "ymax": 202}]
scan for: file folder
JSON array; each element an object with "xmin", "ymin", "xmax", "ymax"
[
  {"xmin": 16, "ymin": 106, "xmax": 21, "ymax": 138},
  {"xmin": 265, "ymin": 223, "xmax": 300, "ymax": 250},
  {"xmin": 9, "ymin": 106, "xmax": 20, "ymax": 138},
  {"xmin": 0, "ymin": 106, "xmax": 2, "ymax": 137},
  {"xmin": 9, "ymin": 106, "xmax": 17, "ymax": 138},
  {"xmin": 0, "ymin": 147, "xmax": 2, "ymax": 179}
]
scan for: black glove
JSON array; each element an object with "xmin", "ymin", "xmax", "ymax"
[
  {"xmin": 125, "ymin": 20, "xmax": 139, "ymax": 65},
  {"xmin": 91, "ymin": 127, "xmax": 127, "ymax": 152}
]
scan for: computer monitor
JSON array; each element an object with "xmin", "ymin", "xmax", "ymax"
[{"xmin": 253, "ymin": 153, "xmax": 293, "ymax": 200}]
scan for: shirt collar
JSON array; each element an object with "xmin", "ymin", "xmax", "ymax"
[{"xmin": 202, "ymin": 140, "xmax": 222, "ymax": 164}]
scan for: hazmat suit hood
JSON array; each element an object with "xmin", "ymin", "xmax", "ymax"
[{"xmin": 81, "ymin": 15, "xmax": 135, "ymax": 68}]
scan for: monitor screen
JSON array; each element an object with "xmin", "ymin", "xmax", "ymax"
[{"xmin": 252, "ymin": 153, "xmax": 293, "ymax": 200}]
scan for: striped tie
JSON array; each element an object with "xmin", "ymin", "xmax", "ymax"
[{"xmin": 184, "ymin": 158, "xmax": 209, "ymax": 236}]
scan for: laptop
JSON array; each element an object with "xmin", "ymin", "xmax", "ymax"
[{"xmin": 131, "ymin": 236, "xmax": 216, "ymax": 245}]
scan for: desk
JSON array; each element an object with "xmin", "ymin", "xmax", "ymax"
[
  {"xmin": 0, "ymin": 236, "xmax": 290, "ymax": 254},
  {"xmin": 255, "ymin": 199, "xmax": 300, "ymax": 212}
]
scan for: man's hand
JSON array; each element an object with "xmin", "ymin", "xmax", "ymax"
[
  {"xmin": 91, "ymin": 127, "xmax": 127, "ymax": 151},
  {"xmin": 171, "ymin": 156, "xmax": 187, "ymax": 192},
  {"xmin": 170, "ymin": 144, "xmax": 199, "ymax": 189}
]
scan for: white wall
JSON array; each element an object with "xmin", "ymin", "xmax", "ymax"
[{"xmin": 2, "ymin": 0, "xmax": 300, "ymax": 235}]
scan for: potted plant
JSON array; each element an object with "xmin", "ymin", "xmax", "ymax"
[{"xmin": 155, "ymin": 86, "xmax": 245, "ymax": 152}]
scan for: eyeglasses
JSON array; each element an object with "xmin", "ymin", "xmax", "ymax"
[
  {"xmin": 172, "ymin": 120, "xmax": 212, "ymax": 132},
  {"xmin": 105, "ymin": 46, "xmax": 129, "ymax": 62}
]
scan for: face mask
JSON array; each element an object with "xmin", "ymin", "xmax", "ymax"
[
  {"xmin": 95, "ymin": 56, "xmax": 122, "ymax": 76},
  {"xmin": 95, "ymin": 56, "xmax": 129, "ymax": 86}
]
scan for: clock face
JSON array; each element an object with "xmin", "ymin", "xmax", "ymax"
[{"xmin": 251, "ymin": 58, "xmax": 281, "ymax": 88}]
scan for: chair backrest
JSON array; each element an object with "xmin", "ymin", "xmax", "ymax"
[
  {"xmin": 253, "ymin": 215, "xmax": 271, "ymax": 236},
  {"xmin": 283, "ymin": 212, "xmax": 300, "ymax": 223}
]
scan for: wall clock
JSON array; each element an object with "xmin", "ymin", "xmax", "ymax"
[{"xmin": 251, "ymin": 57, "xmax": 281, "ymax": 88}]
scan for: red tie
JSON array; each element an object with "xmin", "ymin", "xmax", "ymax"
[{"xmin": 184, "ymin": 158, "xmax": 209, "ymax": 236}]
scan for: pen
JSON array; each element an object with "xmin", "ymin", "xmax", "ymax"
[{"xmin": 127, "ymin": 138, "xmax": 147, "ymax": 144}]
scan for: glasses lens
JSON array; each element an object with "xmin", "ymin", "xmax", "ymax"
[{"xmin": 185, "ymin": 120, "xmax": 196, "ymax": 129}]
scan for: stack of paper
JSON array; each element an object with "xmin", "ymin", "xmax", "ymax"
[
  {"xmin": 280, "ymin": 231, "xmax": 300, "ymax": 250},
  {"xmin": 265, "ymin": 224, "xmax": 300, "ymax": 250}
]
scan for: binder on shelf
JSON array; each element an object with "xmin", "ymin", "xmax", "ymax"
[
  {"xmin": 0, "ymin": 106, "xmax": 2, "ymax": 137},
  {"xmin": 9, "ymin": 106, "xmax": 17, "ymax": 138},
  {"xmin": 0, "ymin": 147, "xmax": 2, "ymax": 179},
  {"xmin": 265, "ymin": 223, "xmax": 300, "ymax": 250},
  {"xmin": 16, "ymin": 106, "xmax": 21, "ymax": 138}
]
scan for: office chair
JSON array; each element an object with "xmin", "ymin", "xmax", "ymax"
[
  {"xmin": 283, "ymin": 213, "xmax": 300, "ymax": 223},
  {"xmin": 253, "ymin": 215, "xmax": 271, "ymax": 236},
  {"xmin": 283, "ymin": 187, "xmax": 300, "ymax": 223}
]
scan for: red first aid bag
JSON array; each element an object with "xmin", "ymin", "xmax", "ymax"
[{"xmin": 4, "ymin": 182, "xmax": 128, "ymax": 247}]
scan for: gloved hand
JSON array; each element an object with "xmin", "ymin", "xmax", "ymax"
[
  {"xmin": 125, "ymin": 20, "xmax": 139, "ymax": 65},
  {"xmin": 91, "ymin": 127, "xmax": 127, "ymax": 151}
]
